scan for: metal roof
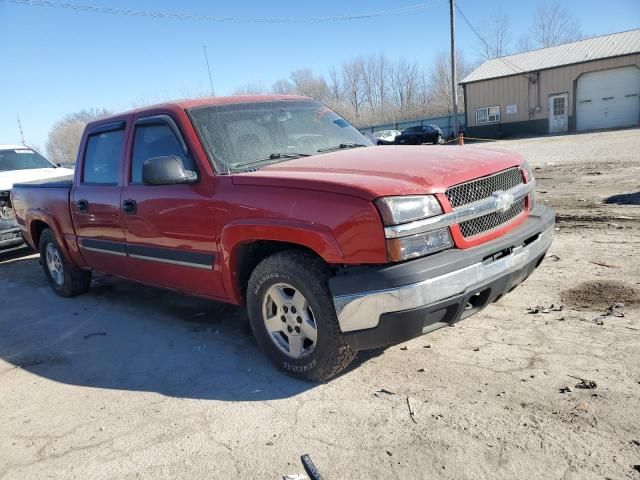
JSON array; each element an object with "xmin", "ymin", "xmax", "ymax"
[{"xmin": 461, "ymin": 29, "xmax": 640, "ymax": 84}]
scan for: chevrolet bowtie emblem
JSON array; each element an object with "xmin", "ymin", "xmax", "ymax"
[{"xmin": 492, "ymin": 190, "xmax": 515, "ymax": 213}]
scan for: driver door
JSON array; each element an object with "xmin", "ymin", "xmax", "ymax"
[{"xmin": 120, "ymin": 113, "xmax": 224, "ymax": 299}]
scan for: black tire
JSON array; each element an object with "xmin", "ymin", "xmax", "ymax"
[
  {"xmin": 246, "ymin": 250, "xmax": 357, "ymax": 381},
  {"xmin": 377, "ymin": 140, "xmax": 383, "ymax": 146},
  {"xmin": 39, "ymin": 228, "xmax": 91, "ymax": 297},
  {"xmin": 433, "ymin": 134, "xmax": 441, "ymax": 145}
]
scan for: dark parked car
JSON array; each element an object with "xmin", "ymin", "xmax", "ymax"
[{"xmin": 394, "ymin": 125, "xmax": 442, "ymax": 145}]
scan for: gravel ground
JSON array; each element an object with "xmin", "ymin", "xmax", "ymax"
[{"xmin": 1, "ymin": 129, "xmax": 639, "ymax": 479}]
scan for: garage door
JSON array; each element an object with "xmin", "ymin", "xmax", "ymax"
[{"xmin": 576, "ymin": 66, "xmax": 640, "ymax": 131}]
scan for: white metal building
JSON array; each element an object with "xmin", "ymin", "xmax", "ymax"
[{"xmin": 460, "ymin": 29, "xmax": 640, "ymax": 137}]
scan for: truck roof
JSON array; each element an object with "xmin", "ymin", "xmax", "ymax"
[
  {"xmin": 104, "ymin": 95, "xmax": 311, "ymax": 121},
  {"xmin": 0, "ymin": 144, "xmax": 31, "ymax": 150}
]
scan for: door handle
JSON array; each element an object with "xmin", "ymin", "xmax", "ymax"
[
  {"xmin": 122, "ymin": 199, "xmax": 137, "ymax": 215},
  {"xmin": 74, "ymin": 199, "xmax": 89, "ymax": 213}
]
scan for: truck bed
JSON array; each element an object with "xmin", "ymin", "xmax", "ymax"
[
  {"xmin": 12, "ymin": 175, "xmax": 74, "ymax": 189},
  {"xmin": 11, "ymin": 177, "xmax": 75, "ymax": 251}
]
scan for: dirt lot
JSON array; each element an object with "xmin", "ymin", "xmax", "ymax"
[{"xmin": 1, "ymin": 129, "xmax": 639, "ymax": 480}]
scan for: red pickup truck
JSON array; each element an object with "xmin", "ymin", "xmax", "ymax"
[{"xmin": 12, "ymin": 95, "xmax": 554, "ymax": 381}]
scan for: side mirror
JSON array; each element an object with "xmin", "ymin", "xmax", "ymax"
[{"xmin": 142, "ymin": 156, "xmax": 197, "ymax": 185}]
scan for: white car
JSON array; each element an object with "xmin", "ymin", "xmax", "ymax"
[
  {"xmin": 0, "ymin": 145, "xmax": 73, "ymax": 252},
  {"xmin": 372, "ymin": 129, "xmax": 401, "ymax": 145}
]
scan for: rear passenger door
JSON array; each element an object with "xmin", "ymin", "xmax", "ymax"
[
  {"xmin": 71, "ymin": 120, "xmax": 128, "ymax": 277},
  {"xmin": 120, "ymin": 114, "xmax": 224, "ymax": 298}
]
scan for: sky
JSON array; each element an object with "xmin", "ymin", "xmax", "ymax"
[{"xmin": 1, "ymin": 0, "xmax": 639, "ymax": 151}]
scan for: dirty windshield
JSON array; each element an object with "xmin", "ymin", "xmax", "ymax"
[
  {"xmin": 0, "ymin": 149, "xmax": 55, "ymax": 172},
  {"xmin": 188, "ymin": 100, "xmax": 372, "ymax": 173}
]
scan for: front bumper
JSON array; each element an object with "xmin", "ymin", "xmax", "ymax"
[{"xmin": 330, "ymin": 206, "xmax": 555, "ymax": 349}]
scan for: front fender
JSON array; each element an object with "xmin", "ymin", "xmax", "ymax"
[{"xmin": 220, "ymin": 219, "xmax": 345, "ymax": 304}]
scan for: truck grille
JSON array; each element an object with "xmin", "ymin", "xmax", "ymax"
[
  {"xmin": 458, "ymin": 197, "xmax": 526, "ymax": 237},
  {"xmin": 445, "ymin": 168, "xmax": 526, "ymax": 238}
]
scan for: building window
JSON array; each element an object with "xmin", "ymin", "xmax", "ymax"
[
  {"xmin": 475, "ymin": 106, "xmax": 501, "ymax": 124},
  {"xmin": 553, "ymin": 97, "xmax": 566, "ymax": 116}
]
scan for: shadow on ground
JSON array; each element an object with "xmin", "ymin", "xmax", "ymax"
[
  {"xmin": 605, "ymin": 191, "xmax": 640, "ymax": 205},
  {"xmin": 0, "ymin": 255, "xmax": 379, "ymax": 401}
]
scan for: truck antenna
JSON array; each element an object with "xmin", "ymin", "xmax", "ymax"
[
  {"xmin": 17, "ymin": 114, "xmax": 26, "ymax": 144},
  {"xmin": 203, "ymin": 44, "xmax": 215, "ymax": 97}
]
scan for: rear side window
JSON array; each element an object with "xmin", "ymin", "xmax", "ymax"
[
  {"xmin": 83, "ymin": 129, "xmax": 124, "ymax": 184},
  {"xmin": 131, "ymin": 123, "xmax": 195, "ymax": 184}
]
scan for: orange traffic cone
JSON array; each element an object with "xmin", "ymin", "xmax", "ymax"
[{"xmin": 458, "ymin": 132, "xmax": 464, "ymax": 146}]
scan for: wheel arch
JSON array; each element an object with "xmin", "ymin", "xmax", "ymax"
[
  {"xmin": 29, "ymin": 219, "xmax": 50, "ymax": 249},
  {"xmin": 228, "ymin": 239, "xmax": 330, "ymax": 306},
  {"xmin": 28, "ymin": 214, "xmax": 83, "ymax": 269}
]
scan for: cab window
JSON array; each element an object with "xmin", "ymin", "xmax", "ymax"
[
  {"xmin": 131, "ymin": 123, "xmax": 195, "ymax": 184},
  {"xmin": 83, "ymin": 128, "xmax": 125, "ymax": 184}
]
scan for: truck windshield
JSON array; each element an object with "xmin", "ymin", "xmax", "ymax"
[
  {"xmin": 188, "ymin": 100, "xmax": 372, "ymax": 173},
  {"xmin": 0, "ymin": 149, "xmax": 55, "ymax": 172}
]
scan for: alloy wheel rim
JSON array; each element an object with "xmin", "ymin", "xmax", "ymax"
[
  {"xmin": 261, "ymin": 282, "xmax": 318, "ymax": 359},
  {"xmin": 45, "ymin": 243, "xmax": 64, "ymax": 286}
]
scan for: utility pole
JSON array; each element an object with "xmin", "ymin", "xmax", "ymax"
[
  {"xmin": 203, "ymin": 45, "xmax": 215, "ymax": 97},
  {"xmin": 449, "ymin": 0, "xmax": 459, "ymax": 137},
  {"xmin": 16, "ymin": 114, "xmax": 26, "ymax": 145}
]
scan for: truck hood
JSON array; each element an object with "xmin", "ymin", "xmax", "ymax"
[
  {"xmin": 232, "ymin": 146, "xmax": 523, "ymax": 200},
  {"xmin": 0, "ymin": 167, "xmax": 74, "ymax": 191}
]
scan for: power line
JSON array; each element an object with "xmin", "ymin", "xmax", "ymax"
[
  {"xmin": 2, "ymin": 0, "xmax": 443, "ymax": 23},
  {"xmin": 454, "ymin": 2, "xmax": 527, "ymax": 77}
]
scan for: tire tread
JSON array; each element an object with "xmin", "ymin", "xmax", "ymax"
[{"xmin": 247, "ymin": 250, "xmax": 356, "ymax": 381}]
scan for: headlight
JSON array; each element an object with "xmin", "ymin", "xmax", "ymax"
[
  {"xmin": 375, "ymin": 195, "xmax": 452, "ymax": 262},
  {"xmin": 521, "ymin": 159, "xmax": 537, "ymax": 209},
  {"xmin": 386, "ymin": 228, "xmax": 453, "ymax": 262},
  {"xmin": 375, "ymin": 195, "xmax": 443, "ymax": 226}
]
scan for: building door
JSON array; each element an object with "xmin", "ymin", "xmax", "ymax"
[
  {"xmin": 576, "ymin": 66, "xmax": 640, "ymax": 131},
  {"xmin": 548, "ymin": 94, "xmax": 569, "ymax": 133}
]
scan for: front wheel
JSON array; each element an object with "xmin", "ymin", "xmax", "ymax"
[
  {"xmin": 39, "ymin": 228, "xmax": 91, "ymax": 297},
  {"xmin": 246, "ymin": 250, "xmax": 356, "ymax": 381}
]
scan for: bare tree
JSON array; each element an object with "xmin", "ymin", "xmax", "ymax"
[
  {"xmin": 327, "ymin": 67, "xmax": 342, "ymax": 104},
  {"xmin": 239, "ymin": 52, "xmax": 479, "ymax": 127},
  {"xmin": 390, "ymin": 60, "xmax": 420, "ymax": 113},
  {"xmin": 271, "ymin": 79, "xmax": 294, "ymax": 95},
  {"xmin": 530, "ymin": 2, "xmax": 582, "ymax": 48},
  {"xmin": 289, "ymin": 68, "xmax": 329, "ymax": 101},
  {"xmin": 516, "ymin": 35, "xmax": 533, "ymax": 53},
  {"xmin": 361, "ymin": 54, "xmax": 390, "ymax": 116},
  {"xmin": 428, "ymin": 51, "xmax": 473, "ymax": 114},
  {"xmin": 46, "ymin": 108, "xmax": 112, "ymax": 166},
  {"xmin": 479, "ymin": 10, "xmax": 512, "ymax": 59},
  {"xmin": 341, "ymin": 59, "xmax": 365, "ymax": 118},
  {"xmin": 232, "ymin": 81, "xmax": 267, "ymax": 95}
]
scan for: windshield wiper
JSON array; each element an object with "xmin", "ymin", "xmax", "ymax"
[
  {"xmin": 317, "ymin": 143, "xmax": 367, "ymax": 153},
  {"xmin": 231, "ymin": 152, "xmax": 311, "ymax": 170}
]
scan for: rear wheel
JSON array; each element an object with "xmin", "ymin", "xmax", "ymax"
[
  {"xmin": 246, "ymin": 250, "xmax": 356, "ymax": 381},
  {"xmin": 39, "ymin": 228, "xmax": 91, "ymax": 297},
  {"xmin": 433, "ymin": 134, "xmax": 441, "ymax": 145}
]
